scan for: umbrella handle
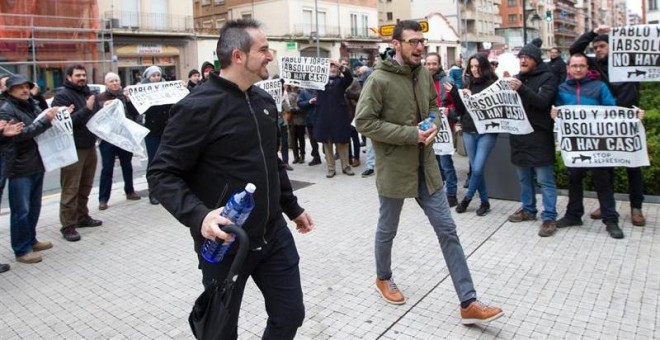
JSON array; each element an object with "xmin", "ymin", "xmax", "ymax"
[{"xmin": 219, "ymin": 224, "xmax": 249, "ymax": 283}]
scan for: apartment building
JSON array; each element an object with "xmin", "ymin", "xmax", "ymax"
[
  {"xmin": 193, "ymin": 0, "xmax": 380, "ymax": 73},
  {"xmin": 553, "ymin": 0, "xmax": 579, "ymax": 53},
  {"xmin": 98, "ymin": 0, "xmax": 197, "ymax": 85},
  {"xmin": 648, "ymin": 0, "xmax": 660, "ymax": 24},
  {"xmin": 496, "ymin": 0, "xmax": 555, "ymax": 52}
]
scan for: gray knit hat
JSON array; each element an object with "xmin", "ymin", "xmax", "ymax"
[
  {"xmin": 142, "ymin": 65, "xmax": 163, "ymax": 82},
  {"xmin": 518, "ymin": 38, "xmax": 544, "ymax": 64}
]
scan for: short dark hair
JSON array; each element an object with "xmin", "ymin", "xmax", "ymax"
[
  {"xmin": 568, "ymin": 52, "xmax": 589, "ymax": 65},
  {"xmin": 216, "ymin": 19, "xmax": 262, "ymax": 70},
  {"xmin": 426, "ymin": 52, "xmax": 441, "ymax": 64},
  {"xmin": 65, "ymin": 64, "xmax": 86, "ymax": 77},
  {"xmin": 393, "ymin": 20, "xmax": 421, "ymax": 41},
  {"xmin": 551, "ymin": 47, "xmax": 561, "ymax": 53}
]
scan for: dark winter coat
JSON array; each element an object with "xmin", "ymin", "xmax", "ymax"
[
  {"xmin": 51, "ymin": 80, "xmax": 101, "ymax": 149},
  {"xmin": 0, "ymin": 95, "xmax": 52, "ymax": 178},
  {"xmin": 546, "ymin": 57, "xmax": 567, "ymax": 85},
  {"xmin": 146, "ymin": 73, "xmax": 303, "ymax": 254},
  {"xmin": 569, "ymin": 31, "xmax": 640, "ymax": 108},
  {"xmin": 509, "ymin": 62, "xmax": 558, "ymax": 167},
  {"xmin": 313, "ymin": 67, "xmax": 353, "ymax": 143}
]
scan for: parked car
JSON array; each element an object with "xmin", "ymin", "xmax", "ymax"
[{"xmin": 45, "ymin": 84, "xmax": 106, "ymax": 107}]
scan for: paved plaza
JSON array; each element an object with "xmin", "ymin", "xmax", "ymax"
[{"xmin": 1, "ymin": 150, "xmax": 658, "ymax": 339}]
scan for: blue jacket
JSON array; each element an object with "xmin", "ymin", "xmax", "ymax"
[
  {"xmin": 449, "ymin": 65, "xmax": 463, "ymax": 89},
  {"xmin": 556, "ymin": 77, "xmax": 616, "ymax": 106},
  {"xmin": 297, "ymin": 88, "xmax": 316, "ymax": 126}
]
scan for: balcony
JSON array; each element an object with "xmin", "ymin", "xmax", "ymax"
[
  {"xmin": 292, "ymin": 24, "xmax": 341, "ymax": 38},
  {"xmin": 103, "ymin": 10, "xmax": 193, "ymax": 33}
]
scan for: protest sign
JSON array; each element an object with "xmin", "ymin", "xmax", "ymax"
[
  {"xmin": 279, "ymin": 57, "xmax": 330, "ymax": 90},
  {"xmin": 255, "ymin": 79, "xmax": 283, "ymax": 112},
  {"xmin": 34, "ymin": 107, "xmax": 77, "ymax": 172},
  {"xmin": 555, "ymin": 105, "xmax": 649, "ymax": 168},
  {"xmin": 432, "ymin": 112, "xmax": 454, "ymax": 155},
  {"xmin": 87, "ymin": 99, "xmax": 150, "ymax": 158},
  {"xmin": 457, "ymin": 79, "xmax": 533, "ymax": 135},
  {"xmin": 609, "ymin": 24, "xmax": 660, "ymax": 82},
  {"xmin": 125, "ymin": 80, "xmax": 189, "ymax": 114}
]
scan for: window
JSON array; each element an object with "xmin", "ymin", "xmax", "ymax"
[
  {"xmin": 361, "ymin": 14, "xmax": 369, "ymax": 37},
  {"xmin": 508, "ymin": 0, "xmax": 516, "ymax": 6},
  {"xmin": 201, "ymin": 0, "xmax": 210, "ymax": 5},
  {"xmin": 303, "ymin": 9, "xmax": 313, "ymax": 35},
  {"xmin": 386, "ymin": 12, "xmax": 393, "ymax": 21},
  {"xmin": 242, "ymin": 13, "xmax": 252, "ymax": 19},
  {"xmin": 508, "ymin": 14, "xmax": 516, "ymax": 23},
  {"xmin": 350, "ymin": 14, "xmax": 358, "ymax": 36},
  {"xmin": 202, "ymin": 20, "xmax": 212, "ymax": 28},
  {"xmin": 214, "ymin": 0, "xmax": 224, "ymax": 4},
  {"xmin": 215, "ymin": 19, "xmax": 225, "ymax": 28},
  {"xmin": 650, "ymin": 0, "xmax": 658, "ymax": 10}
]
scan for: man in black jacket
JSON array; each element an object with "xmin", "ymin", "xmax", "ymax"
[
  {"xmin": 546, "ymin": 47, "xmax": 567, "ymax": 85},
  {"xmin": 507, "ymin": 39, "xmax": 559, "ymax": 237},
  {"xmin": 569, "ymin": 25, "xmax": 646, "ymax": 227},
  {"xmin": 52, "ymin": 64, "xmax": 103, "ymax": 242},
  {"xmin": 147, "ymin": 19, "xmax": 313, "ymax": 339},
  {"xmin": 0, "ymin": 75, "xmax": 57, "ymax": 264}
]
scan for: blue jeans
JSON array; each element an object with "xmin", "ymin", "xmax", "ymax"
[
  {"xmin": 8, "ymin": 173, "xmax": 44, "ymax": 257},
  {"xmin": 199, "ymin": 224, "xmax": 304, "ymax": 340},
  {"xmin": 99, "ymin": 141, "xmax": 135, "ymax": 203},
  {"xmin": 375, "ymin": 175, "xmax": 477, "ymax": 303},
  {"xmin": 462, "ymin": 132, "xmax": 497, "ymax": 203},
  {"xmin": 515, "ymin": 165, "xmax": 558, "ymax": 221},
  {"xmin": 366, "ymin": 138, "xmax": 375, "ymax": 170},
  {"xmin": 436, "ymin": 155, "xmax": 457, "ymax": 196}
]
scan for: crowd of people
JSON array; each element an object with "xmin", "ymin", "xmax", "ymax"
[{"xmin": 0, "ymin": 17, "xmax": 653, "ymax": 339}]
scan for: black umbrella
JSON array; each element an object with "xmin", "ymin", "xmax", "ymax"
[{"xmin": 189, "ymin": 225, "xmax": 249, "ymax": 339}]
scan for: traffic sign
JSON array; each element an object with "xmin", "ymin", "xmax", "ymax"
[{"xmin": 378, "ymin": 20, "xmax": 429, "ymax": 37}]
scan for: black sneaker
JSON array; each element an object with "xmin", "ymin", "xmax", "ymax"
[
  {"xmin": 476, "ymin": 202, "xmax": 491, "ymax": 216},
  {"xmin": 149, "ymin": 196, "xmax": 160, "ymax": 205},
  {"xmin": 447, "ymin": 195, "xmax": 458, "ymax": 207},
  {"xmin": 361, "ymin": 169, "xmax": 374, "ymax": 177},
  {"xmin": 78, "ymin": 216, "xmax": 102, "ymax": 228},
  {"xmin": 61, "ymin": 227, "xmax": 81, "ymax": 242},
  {"xmin": 308, "ymin": 158, "xmax": 322, "ymax": 166},
  {"xmin": 456, "ymin": 198, "xmax": 471, "ymax": 213},
  {"xmin": 556, "ymin": 216, "xmax": 583, "ymax": 228},
  {"xmin": 605, "ymin": 222, "xmax": 624, "ymax": 239},
  {"xmin": 0, "ymin": 263, "xmax": 10, "ymax": 273}
]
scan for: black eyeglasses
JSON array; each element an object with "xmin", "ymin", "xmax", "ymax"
[{"xmin": 401, "ymin": 38, "xmax": 427, "ymax": 47}]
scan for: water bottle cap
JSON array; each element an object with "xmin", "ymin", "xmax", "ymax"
[
  {"xmin": 245, "ymin": 183, "xmax": 256, "ymax": 193},
  {"xmin": 429, "ymin": 113, "xmax": 436, "ymax": 119}
]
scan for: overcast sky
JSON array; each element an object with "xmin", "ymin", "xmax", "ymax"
[{"xmin": 628, "ymin": 0, "xmax": 642, "ymax": 15}]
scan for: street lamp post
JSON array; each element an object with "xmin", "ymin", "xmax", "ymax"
[{"xmin": 522, "ymin": 0, "xmax": 542, "ymax": 45}]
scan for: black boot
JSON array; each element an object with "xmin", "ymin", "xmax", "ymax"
[{"xmin": 456, "ymin": 198, "xmax": 471, "ymax": 213}]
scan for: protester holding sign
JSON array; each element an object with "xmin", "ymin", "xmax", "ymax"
[
  {"xmin": 140, "ymin": 65, "xmax": 173, "ymax": 205},
  {"xmin": 0, "ymin": 75, "xmax": 58, "ymax": 263},
  {"xmin": 52, "ymin": 64, "xmax": 103, "ymax": 242},
  {"xmin": 552, "ymin": 53, "xmax": 623, "ymax": 239},
  {"xmin": 315, "ymin": 60, "xmax": 355, "ymax": 178},
  {"xmin": 507, "ymin": 39, "xmax": 559, "ymax": 237},
  {"xmin": 570, "ymin": 24, "xmax": 646, "ymax": 226},
  {"xmin": 96, "ymin": 72, "xmax": 142, "ymax": 210},
  {"xmin": 445, "ymin": 54, "xmax": 499, "ymax": 216}
]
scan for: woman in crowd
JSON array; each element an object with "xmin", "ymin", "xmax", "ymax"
[{"xmin": 444, "ymin": 54, "xmax": 499, "ymax": 216}]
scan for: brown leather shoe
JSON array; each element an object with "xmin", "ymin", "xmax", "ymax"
[
  {"xmin": 16, "ymin": 252, "xmax": 42, "ymax": 264},
  {"xmin": 590, "ymin": 208, "xmax": 601, "ymax": 220},
  {"xmin": 460, "ymin": 300, "xmax": 504, "ymax": 325},
  {"xmin": 351, "ymin": 159, "xmax": 361, "ymax": 167},
  {"xmin": 508, "ymin": 208, "xmax": 537, "ymax": 223},
  {"xmin": 376, "ymin": 278, "xmax": 406, "ymax": 305},
  {"xmin": 99, "ymin": 202, "xmax": 108, "ymax": 210},
  {"xmin": 538, "ymin": 220, "xmax": 557, "ymax": 237},
  {"xmin": 32, "ymin": 241, "xmax": 53, "ymax": 252},
  {"xmin": 126, "ymin": 192, "xmax": 142, "ymax": 201},
  {"xmin": 631, "ymin": 208, "xmax": 645, "ymax": 226}
]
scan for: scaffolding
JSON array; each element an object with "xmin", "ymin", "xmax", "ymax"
[{"xmin": 0, "ymin": 0, "xmax": 113, "ymax": 88}]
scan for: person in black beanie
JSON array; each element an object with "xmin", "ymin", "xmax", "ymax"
[
  {"xmin": 187, "ymin": 69, "xmax": 200, "ymax": 91},
  {"xmin": 569, "ymin": 24, "xmax": 646, "ymax": 227}
]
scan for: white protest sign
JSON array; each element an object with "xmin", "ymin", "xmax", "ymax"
[
  {"xmin": 279, "ymin": 57, "xmax": 330, "ymax": 90},
  {"xmin": 255, "ymin": 79, "xmax": 283, "ymax": 112},
  {"xmin": 609, "ymin": 24, "xmax": 660, "ymax": 82},
  {"xmin": 34, "ymin": 107, "xmax": 77, "ymax": 172},
  {"xmin": 556, "ymin": 105, "xmax": 649, "ymax": 168},
  {"xmin": 458, "ymin": 79, "xmax": 533, "ymax": 135},
  {"xmin": 86, "ymin": 99, "xmax": 150, "ymax": 158},
  {"xmin": 433, "ymin": 112, "xmax": 454, "ymax": 155},
  {"xmin": 125, "ymin": 81, "xmax": 189, "ymax": 114}
]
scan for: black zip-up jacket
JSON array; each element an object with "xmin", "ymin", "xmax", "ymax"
[
  {"xmin": 147, "ymin": 73, "xmax": 304, "ymax": 254},
  {"xmin": 510, "ymin": 63, "xmax": 558, "ymax": 167},
  {"xmin": 51, "ymin": 80, "xmax": 101, "ymax": 148},
  {"xmin": 569, "ymin": 31, "xmax": 640, "ymax": 107},
  {"xmin": 0, "ymin": 95, "xmax": 52, "ymax": 178}
]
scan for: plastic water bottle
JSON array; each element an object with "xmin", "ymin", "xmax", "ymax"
[
  {"xmin": 201, "ymin": 183, "xmax": 256, "ymax": 263},
  {"xmin": 419, "ymin": 113, "xmax": 437, "ymax": 131}
]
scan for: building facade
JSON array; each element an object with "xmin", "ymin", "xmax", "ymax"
[{"xmin": 648, "ymin": 0, "xmax": 660, "ymax": 24}]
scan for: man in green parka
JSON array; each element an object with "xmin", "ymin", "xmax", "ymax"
[{"xmin": 355, "ymin": 20, "xmax": 503, "ymax": 325}]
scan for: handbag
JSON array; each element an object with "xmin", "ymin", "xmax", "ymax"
[{"xmin": 454, "ymin": 126, "xmax": 467, "ymax": 157}]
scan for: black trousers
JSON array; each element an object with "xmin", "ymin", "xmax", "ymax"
[
  {"xmin": 626, "ymin": 167, "xmax": 644, "ymax": 209},
  {"xmin": 200, "ymin": 224, "xmax": 305, "ymax": 340},
  {"xmin": 289, "ymin": 125, "xmax": 306, "ymax": 160},
  {"xmin": 566, "ymin": 167, "xmax": 619, "ymax": 224},
  {"xmin": 306, "ymin": 123, "xmax": 320, "ymax": 160}
]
